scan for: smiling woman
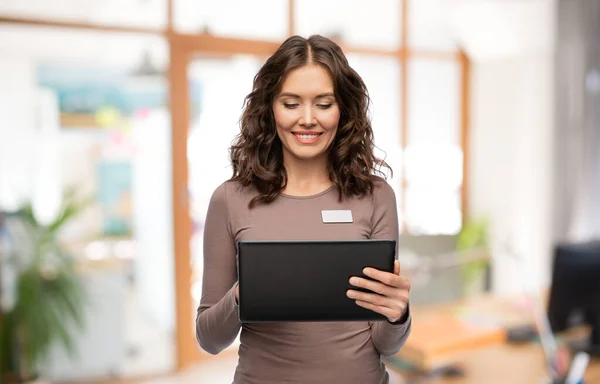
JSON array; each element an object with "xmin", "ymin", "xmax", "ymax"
[{"xmin": 196, "ymin": 35, "xmax": 411, "ymax": 384}]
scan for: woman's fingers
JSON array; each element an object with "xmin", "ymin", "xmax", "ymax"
[
  {"xmin": 353, "ymin": 299, "xmax": 406, "ymax": 322},
  {"xmin": 355, "ymin": 295, "xmax": 407, "ymax": 323},
  {"xmin": 348, "ymin": 263, "xmax": 411, "ymax": 322},
  {"xmin": 347, "ymin": 289, "xmax": 388, "ymax": 305},
  {"xmin": 349, "ymin": 275, "xmax": 410, "ymax": 296},
  {"xmin": 347, "ymin": 288, "xmax": 408, "ymax": 322},
  {"xmin": 362, "ymin": 267, "xmax": 410, "ymax": 290},
  {"xmin": 348, "ymin": 276, "xmax": 394, "ymax": 296}
]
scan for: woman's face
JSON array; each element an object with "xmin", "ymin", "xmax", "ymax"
[{"xmin": 272, "ymin": 64, "xmax": 340, "ymax": 165}]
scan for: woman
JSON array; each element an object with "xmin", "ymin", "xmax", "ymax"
[{"xmin": 197, "ymin": 35, "xmax": 411, "ymax": 384}]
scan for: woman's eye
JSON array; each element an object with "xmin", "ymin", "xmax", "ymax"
[
  {"xmin": 283, "ymin": 103, "xmax": 299, "ymax": 109},
  {"xmin": 317, "ymin": 104, "xmax": 332, "ymax": 109}
]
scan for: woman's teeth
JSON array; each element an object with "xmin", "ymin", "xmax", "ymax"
[
  {"xmin": 294, "ymin": 133, "xmax": 321, "ymax": 139},
  {"xmin": 298, "ymin": 134, "xmax": 319, "ymax": 139}
]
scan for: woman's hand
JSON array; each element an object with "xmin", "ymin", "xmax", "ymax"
[{"xmin": 346, "ymin": 260, "xmax": 410, "ymax": 322}]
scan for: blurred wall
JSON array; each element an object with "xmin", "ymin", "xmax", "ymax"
[
  {"xmin": 553, "ymin": 0, "xmax": 600, "ymax": 242},
  {"xmin": 470, "ymin": 56, "xmax": 555, "ymax": 294},
  {"xmin": 462, "ymin": 0, "xmax": 556, "ymax": 294}
]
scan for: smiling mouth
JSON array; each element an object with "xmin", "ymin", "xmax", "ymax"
[
  {"xmin": 293, "ymin": 132, "xmax": 323, "ymax": 139},
  {"xmin": 291, "ymin": 132, "xmax": 324, "ymax": 144}
]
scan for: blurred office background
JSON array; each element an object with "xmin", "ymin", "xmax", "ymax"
[{"xmin": 0, "ymin": 0, "xmax": 599, "ymax": 383}]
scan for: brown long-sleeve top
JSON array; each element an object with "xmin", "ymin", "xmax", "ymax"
[{"xmin": 196, "ymin": 177, "xmax": 412, "ymax": 384}]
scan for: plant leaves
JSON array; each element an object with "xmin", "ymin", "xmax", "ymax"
[
  {"xmin": 4, "ymin": 188, "xmax": 92, "ymax": 372},
  {"xmin": 0, "ymin": 310, "xmax": 17, "ymax": 374}
]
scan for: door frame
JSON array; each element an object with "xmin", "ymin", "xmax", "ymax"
[{"xmin": 169, "ymin": 40, "xmax": 472, "ymax": 374}]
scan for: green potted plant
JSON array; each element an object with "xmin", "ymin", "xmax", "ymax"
[
  {"xmin": 456, "ymin": 217, "xmax": 490, "ymax": 296},
  {"xmin": 0, "ymin": 189, "xmax": 90, "ymax": 383}
]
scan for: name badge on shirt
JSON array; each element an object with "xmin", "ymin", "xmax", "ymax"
[{"xmin": 321, "ymin": 210, "xmax": 353, "ymax": 223}]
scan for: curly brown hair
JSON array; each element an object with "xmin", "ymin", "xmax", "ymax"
[{"xmin": 229, "ymin": 34, "xmax": 391, "ymax": 207}]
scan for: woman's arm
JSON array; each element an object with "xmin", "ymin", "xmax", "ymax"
[
  {"xmin": 368, "ymin": 179, "xmax": 412, "ymax": 357},
  {"xmin": 196, "ymin": 182, "xmax": 242, "ymax": 355}
]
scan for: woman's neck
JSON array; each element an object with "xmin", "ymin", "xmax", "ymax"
[{"xmin": 282, "ymin": 156, "xmax": 332, "ymax": 196}]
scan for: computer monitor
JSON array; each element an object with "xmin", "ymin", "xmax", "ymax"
[{"xmin": 547, "ymin": 240, "xmax": 600, "ymax": 357}]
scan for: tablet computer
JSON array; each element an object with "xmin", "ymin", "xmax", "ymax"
[{"xmin": 237, "ymin": 239, "xmax": 396, "ymax": 322}]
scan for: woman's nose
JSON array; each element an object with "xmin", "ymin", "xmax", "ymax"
[{"xmin": 299, "ymin": 105, "xmax": 317, "ymax": 127}]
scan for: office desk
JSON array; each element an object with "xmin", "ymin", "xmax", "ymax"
[
  {"xmin": 386, "ymin": 294, "xmax": 600, "ymax": 384},
  {"xmin": 390, "ymin": 342, "xmax": 600, "ymax": 384}
]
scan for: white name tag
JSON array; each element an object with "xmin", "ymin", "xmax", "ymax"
[{"xmin": 321, "ymin": 210, "xmax": 353, "ymax": 223}]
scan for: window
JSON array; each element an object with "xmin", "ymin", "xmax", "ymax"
[
  {"xmin": 348, "ymin": 55, "xmax": 464, "ymax": 235},
  {"xmin": 405, "ymin": 59, "xmax": 463, "ymax": 234}
]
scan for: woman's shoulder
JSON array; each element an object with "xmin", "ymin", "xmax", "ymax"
[
  {"xmin": 370, "ymin": 174, "xmax": 395, "ymax": 193},
  {"xmin": 209, "ymin": 179, "xmax": 257, "ymax": 207},
  {"xmin": 369, "ymin": 174, "xmax": 397, "ymax": 204}
]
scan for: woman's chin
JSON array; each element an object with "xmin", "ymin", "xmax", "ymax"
[{"xmin": 287, "ymin": 149, "xmax": 328, "ymax": 162}]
